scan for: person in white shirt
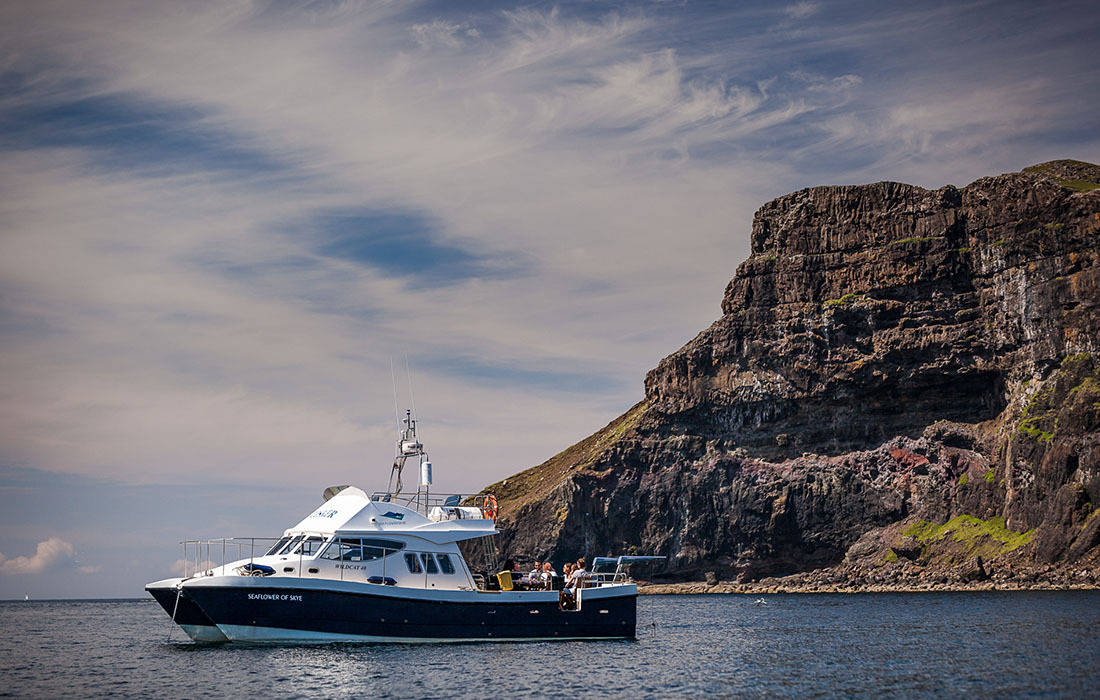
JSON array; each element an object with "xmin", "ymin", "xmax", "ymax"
[{"xmin": 540, "ymin": 562, "xmax": 557, "ymax": 589}]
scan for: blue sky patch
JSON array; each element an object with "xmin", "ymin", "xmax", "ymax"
[
  {"xmin": 308, "ymin": 209, "xmax": 527, "ymax": 286},
  {"xmin": 0, "ymin": 78, "xmax": 283, "ymax": 177}
]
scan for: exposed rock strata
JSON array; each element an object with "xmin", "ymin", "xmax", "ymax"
[{"xmin": 487, "ymin": 160, "xmax": 1100, "ymax": 587}]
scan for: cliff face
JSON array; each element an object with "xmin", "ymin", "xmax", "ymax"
[{"xmin": 488, "ymin": 160, "xmax": 1100, "ymax": 584}]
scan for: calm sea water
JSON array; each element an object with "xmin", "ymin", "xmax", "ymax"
[{"xmin": 1, "ymin": 592, "xmax": 1097, "ymax": 699}]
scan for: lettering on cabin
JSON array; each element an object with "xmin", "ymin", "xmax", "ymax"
[
  {"xmin": 247, "ymin": 593, "xmax": 303, "ymax": 601},
  {"xmin": 313, "ymin": 509, "xmax": 338, "ymax": 518},
  {"xmin": 335, "ymin": 564, "xmax": 363, "ymax": 570}
]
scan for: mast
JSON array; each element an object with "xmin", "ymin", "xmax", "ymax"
[{"xmin": 387, "ymin": 409, "xmax": 431, "ymax": 512}]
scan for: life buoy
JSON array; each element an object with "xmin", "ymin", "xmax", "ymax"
[{"xmin": 480, "ymin": 494, "xmax": 499, "ymax": 521}]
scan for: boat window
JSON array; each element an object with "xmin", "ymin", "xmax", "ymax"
[
  {"xmin": 320, "ymin": 538, "xmax": 362, "ymax": 561},
  {"xmin": 404, "ymin": 553, "xmax": 422, "ymax": 573},
  {"xmin": 277, "ymin": 536, "xmax": 304, "ymax": 555},
  {"xmin": 265, "ymin": 537, "xmax": 292, "ymax": 556},
  {"xmin": 437, "ymin": 554, "xmax": 455, "ymax": 575},
  {"xmin": 361, "ymin": 538, "xmax": 405, "ymax": 560},
  {"xmin": 421, "ymin": 553, "xmax": 439, "ymax": 574},
  {"xmin": 292, "ymin": 536, "xmax": 326, "ymax": 557}
]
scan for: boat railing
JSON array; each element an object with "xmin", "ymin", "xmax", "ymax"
[
  {"xmin": 368, "ymin": 491, "xmax": 498, "ymax": 520},
  {"xmin": 583, "ymin": 555, "xmax": 665, "ymax": 588},
  {"xmin": 178, "ymin": 537, "xmax": 286, "ymax": 579},
  {"xmin": 475, "ymin": 569, "xmax": 634, "ymax": 592},
  {"xmin": 177, "ymin": 537, "xmax": 478, "ymax": 590},
  {"xmin": 585, "ymin": 572, "xmax": 630, "ymax": 587}
]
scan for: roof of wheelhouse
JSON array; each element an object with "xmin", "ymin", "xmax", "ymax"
[{"xmin": 285, "ymin": 486, "xmax": 497, "ymax": 544}]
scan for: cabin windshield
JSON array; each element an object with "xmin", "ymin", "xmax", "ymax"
[
  {"xmin": 277, "ymin": 536, "xmax": 304, "ymax": 555},
  {"xmin": 287, "ymin": 536, "xmax": 326, "ymax": 557},
  {"xmin": 265, "ymin": 536, "xmax": 293, "ymax": 556}
]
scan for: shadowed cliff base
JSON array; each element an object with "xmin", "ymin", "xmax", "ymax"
[{"xmin": 485, "ymin": 160, "xmax": 1100, "ymax": 588}]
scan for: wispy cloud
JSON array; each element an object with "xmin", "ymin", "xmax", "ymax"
[
  {"xmin": 411, "ymin": 19, "xmax": 479, "ymax": 48},
  {"xmin": 784, "ymin": 2, "xmax": 820, "ymax": 20},
  {"xmin": 0, "ymin": 538, "xmax": 75, "ymax": 574},
  {"xmin": 169, "ymin": 559, "xmax": 218, "ymax": 577}
]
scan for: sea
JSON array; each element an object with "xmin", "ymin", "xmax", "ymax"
[{"xmin": 1, "ymin": 591, "xmax": 1098, "ymax": 699}]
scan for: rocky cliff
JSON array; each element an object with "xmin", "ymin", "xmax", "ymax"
[{"xmin": 487, "ymin": 160, "xmax": 1100, "ymax": 588}]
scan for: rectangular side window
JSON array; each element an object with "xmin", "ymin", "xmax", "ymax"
[
  {"xmin": 345, "ymin": 540, "xmax": 363, "ymax": 561},
  {"xmin": 421, "ymin": 553, "xmax": 439, "ymax": 574},
  {"xmin": 362, "ymin": 539, "xmax": 406, "ymax": 560},
  {"xmin": 320, "ymin": 538, "xmax": 362, "ymax": 561},
  {"xmin": 319, "ymin": 539, "xmax": 344, "ymax": 560},
  {"xmin": 404, "ymin": 552, "xmax": 422, "ymax": 573},
  {"xmin": 437, "ymin": 554, "xmax": 455, "ymax": 574}
]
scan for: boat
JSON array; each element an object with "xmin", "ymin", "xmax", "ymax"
[{"xmin": 146, "ymin": 409, "xmax": 660, "ymax": 643}]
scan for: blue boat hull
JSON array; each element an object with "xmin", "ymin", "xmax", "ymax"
[{"xmin": 170, "ymin": 578, "xmax": 637, "ymax": 642}]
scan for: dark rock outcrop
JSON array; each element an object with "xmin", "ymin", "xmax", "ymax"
[{"xmin": 486, "ymin": 160, "xmax": 1100, "ymax": 586}]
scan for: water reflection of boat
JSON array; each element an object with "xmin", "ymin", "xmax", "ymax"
[{"xmin": 147, "ymin": 410, "xmax": 660, "ymax": 643}]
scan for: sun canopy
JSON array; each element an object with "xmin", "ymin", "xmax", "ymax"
[{"xmin": 591, "ymin": 555, "xmax": 665, "ymax": 572}]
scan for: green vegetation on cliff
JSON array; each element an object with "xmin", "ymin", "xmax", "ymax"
[
  {"xmin": 902, "ymin": 515, "xmax": 1034, "ymax": 560},
  {"xmin": 888, "ymin": 236, "xmax": 939, "ymax": 246},
  {"xmin": 822, "ymin": 293, "xmax": 862, "ymax": 308},
  {"xmin": 1017, "ymin": 353, "xmax": 1099, "ymax": 443},
  {"xmin": 1023, "ymin": 159, "xmax": 1100, "ymax": 192}
]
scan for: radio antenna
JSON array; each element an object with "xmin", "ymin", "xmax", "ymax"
[
  {"xmin": 390, "ymin": 356, "xmax": 401, "ymax": 435},
  {"xmin": 405, "ymin": 353, "xmax": 420, "ymax": 442}
]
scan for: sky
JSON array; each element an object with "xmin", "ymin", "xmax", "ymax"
[{"xmin": 2, "ymin": 0, "xmax": 1099, "ymax": 598}]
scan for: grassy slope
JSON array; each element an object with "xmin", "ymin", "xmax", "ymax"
[
  {"xmin": 1022, "ymin": 159, "xmax": 1100, "ymax": 191},
  {"xmin": 483, "ymin": 400, "xmax": 650, "ymax": 518}
]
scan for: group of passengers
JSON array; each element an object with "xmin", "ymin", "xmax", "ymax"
[{"xmin": 499, "ymin": 557, "xmax": 591, "ymax": 592}]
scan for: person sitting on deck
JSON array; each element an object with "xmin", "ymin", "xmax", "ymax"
[
  {"xmin": 567, "ymin": 558, "xmax": 588, "ymax": 591},
  {"xmin": 507, "ymin": 559, "xmax": 532, "ymax": 590},
  {"xmin": 559, "ymin": 561, "xmax": 584, "ymax": 610},
  {"xmin": 540, "ymin": 562, "xmax": 556, "ymax": 590},
  {"xmin": 497, "ymin": 558, "xmax": 518, "ymax": 591}
]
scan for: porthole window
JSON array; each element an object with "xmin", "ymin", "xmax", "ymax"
[
  {"xmin": 437, "ymin": 554, "xmax": 455, "ymax": 574},
  {"xmin": 421, "ymin": 553, "xmax": 439, "ymax": 574},
  {"xmin": 404, "ymin": 552, "xmax": 422, "ymax": 573}
]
